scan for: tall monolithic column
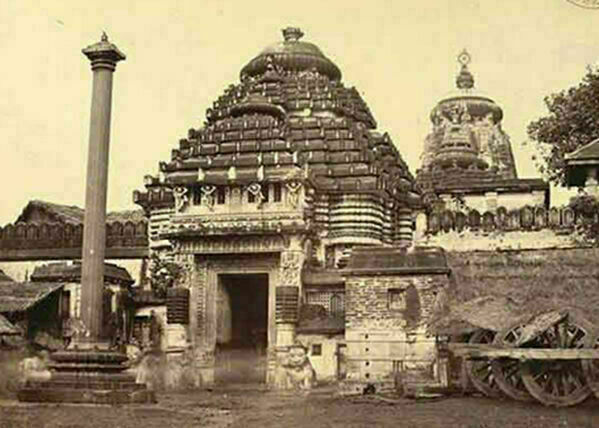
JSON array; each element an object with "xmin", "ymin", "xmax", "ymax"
[{"xmin": 80, "ymin": 33, "xmax": 125, "ymax": 344}]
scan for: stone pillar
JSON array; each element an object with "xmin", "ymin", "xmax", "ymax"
[
  {"xmin": 273, "ymin": 249, "xmax": 303, "ymax": 389},
  {"xmin": 79, "ymin": 33, "xmax": 126, "ymax": 344},
  {"xmin": 18, "ymin": 35, "xmax": 153, "ymax": 404}
]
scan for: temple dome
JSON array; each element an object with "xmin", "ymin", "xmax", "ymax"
[
  {"xmin": 416, "ymin": 50, "xmax": 518, "ymax": 193},
  {"xmin": 136, "ymin": 27, "xmax": 419, "ymax": 247},
  {"xmin": 240, "ymin": 27, "xmax": 342, "ymax": 81},
  {"xmin": 430, "ymin": 51, "xmax": 503, "ymax": 125}
]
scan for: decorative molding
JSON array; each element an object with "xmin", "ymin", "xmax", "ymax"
[
  {"xmin": 425, "ymin": 206, "xmax": 577, "ymax": 235},
  {"xmin": 280, "ymin": 251, "xmax": 303, "ymax": 287},
  {"xmin": 164, "ymin": 212, "xmax": 306, "ymax": 237},
  {"xmin": 0, "ymin": 220, "xmax": 148, "ymax": 251},
  {"xmin": 175, "ymin": 235, "xmax": 289, "ymax": 255}
]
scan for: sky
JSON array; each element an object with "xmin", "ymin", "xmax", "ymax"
[{"xmin": 1, "ymin": 0, "xmax": 599, "ymax": 225}]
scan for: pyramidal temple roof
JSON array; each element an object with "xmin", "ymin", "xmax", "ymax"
[{"xmin": 136, "ymin": 27, "xmax": 420, "ymax": 210}]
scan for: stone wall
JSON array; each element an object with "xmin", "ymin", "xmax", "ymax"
[
  {"xmin": 346, "ymin": 275, "xmax": 447, "ymax": 331},
  {"xmin": 343, "ymin": 273, "xmax": 450, "ymax": 390},
  {"xmin": 296, "ymin": 333, "xmax": 344, "ymax": 382},
  {"xmin": 416, "ymin": 229, "xmax": 574, "ymax": 252}
]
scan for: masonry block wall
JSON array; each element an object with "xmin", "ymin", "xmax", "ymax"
[{"xmin": 344, "ymin": 272, "xmax": 450, "ymax": 389}]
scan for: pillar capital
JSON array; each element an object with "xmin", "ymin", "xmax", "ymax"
[{"xmin": 82, "ymin": 32, "xmax": 126, "ymax": 71}]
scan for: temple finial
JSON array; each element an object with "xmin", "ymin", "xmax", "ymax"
[
  {"xmin": 456, "ymin": 49, "xmax": 474, "ymax": 90},
  {"xmin": 101, "ymin": 31, "xmax": 108, "ymax": 42},
  {"xmin": 457, "ymin": 49, "xmax": 471, "ymax": 67},
  {"xmin": 282, "ymin": 27, "xmax": 304, "ymax": 42}
]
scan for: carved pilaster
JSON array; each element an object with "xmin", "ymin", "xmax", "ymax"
[
  {"xmin": 194, "ymin": 258, "xmax": 208, "ymax": 344},
  {"xmin": 279, "ymin": 250, "xmax": 303, "ymax": 288}
]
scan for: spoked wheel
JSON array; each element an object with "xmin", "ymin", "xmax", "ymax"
[
  {"xmin": 464, "ymin": 329, "xmax": 502, "ymax": 398},
  {"xmin": 491, "ymin": 322, "xmax": 534, "ymax": 402},
  {"xmin": 520, "ymin": 310, "xmax": 594, "ymax": 407},
  {"xmin": 581, "ymin": 330, "xmax": 599, "ymax": 399}
]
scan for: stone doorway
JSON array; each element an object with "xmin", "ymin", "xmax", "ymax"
[{"xmin": 215, "ymin": 273, "xmax": 269, "ymax": 384}]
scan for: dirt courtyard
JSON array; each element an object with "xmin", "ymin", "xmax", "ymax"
[{"xmin": 0, "ymin": 385, "xmax": 597, "ymax": 428}]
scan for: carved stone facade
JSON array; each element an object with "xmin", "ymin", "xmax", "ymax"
[{"xmin": 131, "ymin": 28, "xmax": 421, "ymax": 390}]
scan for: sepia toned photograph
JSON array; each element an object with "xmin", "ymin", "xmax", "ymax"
[{"xmin": 1, "ymin": 0, "xmax": 599, "ymax": 426}]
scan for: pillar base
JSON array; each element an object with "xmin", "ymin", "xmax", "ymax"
[{"xmin": 18, "ymin": 348, "xmax": 156, "ymax": 404}]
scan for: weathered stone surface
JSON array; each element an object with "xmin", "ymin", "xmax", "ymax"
[{"xmin": 274, "ymin": 344, "xmax": 316, "ymax": 391}]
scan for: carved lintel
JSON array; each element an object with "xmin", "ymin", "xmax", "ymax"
[{"xmin": 175, "ymin": 235, "xmax": 288, "ymax": 255}]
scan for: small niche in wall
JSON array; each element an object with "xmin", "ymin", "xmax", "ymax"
[
  {"xmin": 388, "ymin": 288, "xmax": 407, "ymax": 311},
  {"xmin": 388, "ymin": 285, "xmax": 421, "ymax": 327},
  {"xmin": 312, "ymin": 344, "xmax": 322, "ymax": 356}
]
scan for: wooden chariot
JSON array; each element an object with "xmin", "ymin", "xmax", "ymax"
[{"xmin": 449, "ymin": 308, "xmax": 599, "ymax": 407}]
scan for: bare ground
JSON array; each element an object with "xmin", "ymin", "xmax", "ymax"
[{"xmin": 0, "ymin": 386, "xmax": 598, "ymax": 428}]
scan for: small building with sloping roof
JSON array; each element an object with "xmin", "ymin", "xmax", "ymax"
[
  {"xmin": 0, "ymin": 281, "xmax": 65, "ymax": 345},
  {"xmin": 564, "ymin": 138, "xmax": 599, "ymax": 190},
  {"xmin": 338, "ymin": 246, "xmax": 451, "ymax": 393}
]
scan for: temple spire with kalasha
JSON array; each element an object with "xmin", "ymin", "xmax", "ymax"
[{"xmin": 415, "ymin": 49, "xmax": 528, "ymax": 204}]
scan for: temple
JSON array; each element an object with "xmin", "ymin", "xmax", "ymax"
[
  {"xmin": 2, "ymin": 29, "xmax": 599, "ymax": 397},
  {"xmin": 131, "ymin": 27, "xmax": 430, "ymax": 389},
  {"xmin": 416, "ymin": 50, "xmax": 548, "ymax": 214}
]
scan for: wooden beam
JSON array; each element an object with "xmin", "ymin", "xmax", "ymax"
[
  {"xmin": 0, "ymin": 247, "xmax": 148, "ymax": 261},
  {"xmin": 448, "ymin": 343, "xmax": 599, "ymax": 360}
]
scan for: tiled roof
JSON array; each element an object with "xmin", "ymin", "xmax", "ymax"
[
  {"xmin": 15, "ymin": 200, "xmax": 145, "ymax": 225},
  {"xmin": 0, "ymin": 313, "xmax": 21, "ymax": 335},
  {"xmin": 565, "ymin": 138, "xmax": 599, "ymax": 162},
  {"xmin": 135, "ymin": 28, "xmax": 419, "ymax": 210},
  {"xmin": 30, "ymin": 262, "xmax": 134, "ymax": 286},
  {"xmin": 0, "ymin": 281, "xmax": 63, "ymax": 313}
]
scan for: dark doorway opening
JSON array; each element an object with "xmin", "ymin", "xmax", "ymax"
[{"xmin": 215, "ymin": 273, "xmax": 268, "ymax": 384}]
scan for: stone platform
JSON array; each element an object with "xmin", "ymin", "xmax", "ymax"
[{"xmin": 17, "ymin": 349, "xmax": 156, "ymax": 404}]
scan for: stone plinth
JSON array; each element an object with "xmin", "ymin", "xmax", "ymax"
[{"xmin": 18, "ymin": 350, "xmax": 155, "ymax": 404}]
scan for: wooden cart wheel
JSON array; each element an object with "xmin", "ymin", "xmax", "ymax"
[
  {"xmin": 581, "ymin": 330, "xmax": 599, "ymax": 399},
  {"xmin": 491, "ymin": 322, "xmax": 534, "ymax": 402},
  {"xmin": 520, "ymin": 310, "xmax": 593, "ymax": 407},
  {"xmin": 464, "ymin": 329, "xmax": 502, "ymax": 398}
]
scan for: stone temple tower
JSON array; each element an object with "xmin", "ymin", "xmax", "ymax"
[
  {"xmin": 416, "ymin": 51, "xmax": 519, "ymax": 200},
  {"xmin": 133, "ymin": 28, "xmax": 420, "ymax": 388}
]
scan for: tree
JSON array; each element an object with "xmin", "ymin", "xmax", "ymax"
[
  {"xmin": 527, "ymin": 67, "xmax": 599, "ymax": 185},
  {"xmin": 149, "ymin": 253, "xmax": 182, "ymax": 298},
  {"xmin": 569, "ymin": 192, "xmax": 599, "ymax": 247}
]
